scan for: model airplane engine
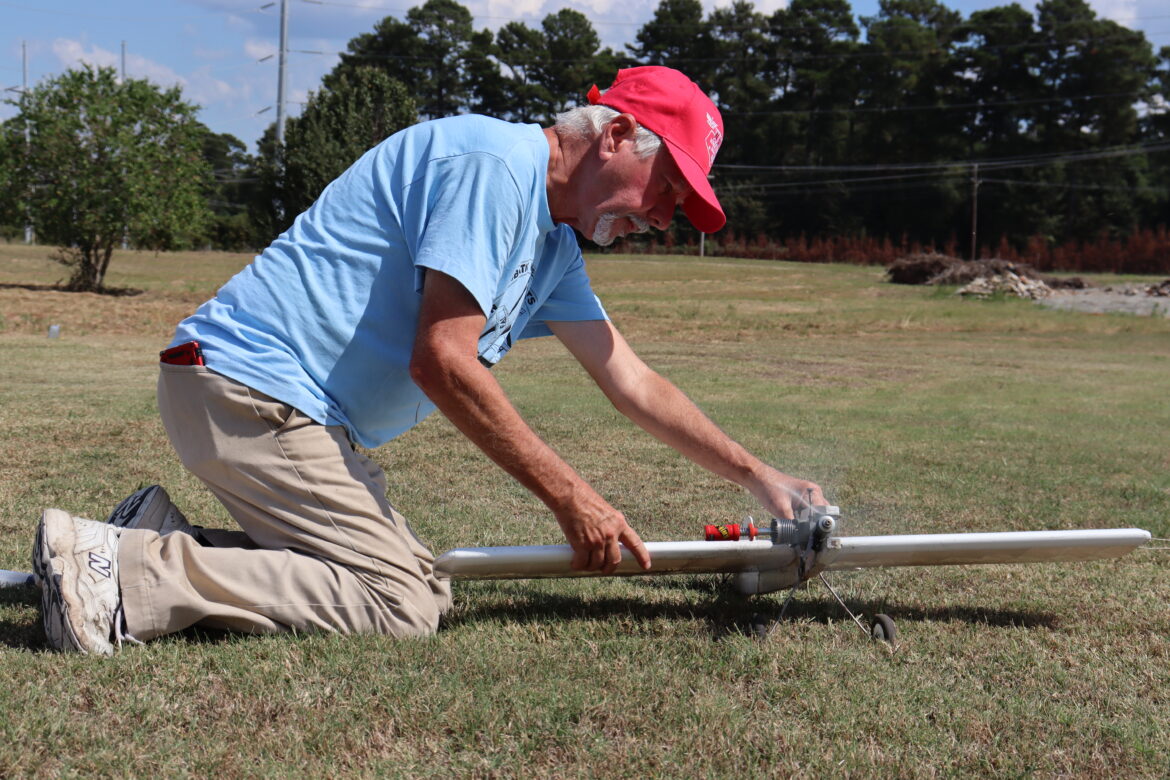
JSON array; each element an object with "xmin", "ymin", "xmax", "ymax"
[{"xmin": 705, "ymin": 505, "xmax": 839, "ymax": 551}]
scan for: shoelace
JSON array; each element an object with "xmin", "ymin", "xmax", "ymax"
[{"xmin": 113, "ymin": 602, "xmax": 144, "ymax": 648}]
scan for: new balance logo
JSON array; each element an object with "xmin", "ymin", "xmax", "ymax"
[{"xmin": 88, "ymin": 552, "xmax": 113, "ymax": 579}]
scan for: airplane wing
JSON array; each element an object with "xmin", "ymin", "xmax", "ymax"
[
  {"xmin": 434, "ymin": 540, "xmax": 795, "ymax": 580},
  {"xmin": 433, "ymin": 528, "xmax": 1151, "ymax": 582},
  {"xmin": 819, "ymin": 528, "xmax": 1152, "ymax": 570}
]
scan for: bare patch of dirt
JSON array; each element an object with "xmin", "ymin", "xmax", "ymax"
[{"xmin": 1038, "ymin": 283, "xmax": 1170, "ymax": 318}]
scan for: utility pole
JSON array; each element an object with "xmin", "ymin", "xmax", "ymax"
[
  {"xmin": 969, "ymin": 162, "xmax": 980, "ymax": 262},
  {"xmin": 276, "ymin": 0, "xmax": 289, "ymax": 148},
  {"xmin": 120, "ymin": 41, "xmax": 126, "ymax": 83},
  {"xmin": 22, "ymin": 40, "xmax": 33, "ymax": 245}
]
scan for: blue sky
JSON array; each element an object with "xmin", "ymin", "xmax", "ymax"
[{"xmin": 3, "ymin": 0, "xmax": 1167, "ymax": 152}]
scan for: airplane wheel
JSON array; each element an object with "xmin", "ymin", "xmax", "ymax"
[{"xmin": 870, "ymin": 613, "xmax": 897, "ymax": 644}]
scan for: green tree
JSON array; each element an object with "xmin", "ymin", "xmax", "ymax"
[
  {"xmin": 408, "ymin": 0, "xmax": 475, "ymax": 118},
  {"xmin": 255, "ymin": 67, "xmax": 416, "ymax": 235},
  {"xmin": 954, "ymin": 4, "xmax": 1043, "ymax": 157},
  {"xmin": 1140, "ymin": 46, "xmax": 1170, "ymax": 227},
  {"xmin": 1011, "ymin": 0, "xmax": 1158, "ymax": 242},
  {"xmin": 850, "ymin": 0, "xmax": 966, "ymax": 244},
  {"xmin": 753, "ymin": 0, "xmax": 862, "ymax": 237},
  {"xmin": 464, "ymin": 28, "xmax": 509, "ymax": 117},
  {"xmin": 494, "ymin": 21, "xmax": 552, "ymax": 122},
  {"xmin": 1, "ymin": 65, "xmax": 209, "ymax": 291},
  {"xmin": 332, "ymin": 14, "xmax": 419, "ymax": 90},
  {"xmin": 0, "ymin": 119, "xmax": 19, "ymax": 239},
  {"xmin": 768, "ymin": 0, "xmax": 860, "ymax": 164},
  {"xmin": 333, "ymin": 0, "xmax": 475, "ymax": 120},
  {"xmin": 534, "ymin": 9, "xmax": 622, "ymax": 123},
  {"xmin": 708, "ymin": 0, "xmax": 772, "ymax": 165},
  {"xmin": 628, "ymin": 0, "xmax": 717, "ymax": 88},
  {"xmin": 201, "ymin": 130, "xmax": 262, "ymax": 250}
]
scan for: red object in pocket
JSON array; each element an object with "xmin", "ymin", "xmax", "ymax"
[{"xmin": 159, "ymin": 341, "xmax": 205, "ymax": 366}]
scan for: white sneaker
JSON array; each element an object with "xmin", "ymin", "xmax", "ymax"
[
  {"xmin": 107, "ymin": 485, "xmax": 198, "ymax": 537},
  {"xmin": 32, "ymin": 509, "xmax": 134, "ymax": 655}
]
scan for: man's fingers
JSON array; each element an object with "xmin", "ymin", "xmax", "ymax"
[
  {"xmin": 588, "ymin": 545, "xmax": 607, "ymax": 572},
  {"xmin": 800, "ymin": 481, "xmax": 826, "ymax": 506},
  {"xmin": 600, "ymin": 538, "xmax": 622, "ymax": 575},
  {"xmin": 570, "ymin": 546, "xmax": 590, "ymax": 571},
  {"xmin": 620, "ymin": 527, "xmax": 652, "ymax": 571},
  {"xmin": 566, "ymin": 521, "xmax": 651, "ymax": 574}
]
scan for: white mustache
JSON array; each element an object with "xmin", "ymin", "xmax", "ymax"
[{"xmin": 592, "ymin": 213, "xmax": 652, "ymax": 246}]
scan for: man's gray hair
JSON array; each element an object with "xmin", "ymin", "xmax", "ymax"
[{"xmin": 554, "ymin": 104, "xmax": 663, "ymax": 160}]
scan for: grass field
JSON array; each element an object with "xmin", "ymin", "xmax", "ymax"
[{"xmin": 1, "ymin": 244, "xmax": 1168, "ymax": 776}]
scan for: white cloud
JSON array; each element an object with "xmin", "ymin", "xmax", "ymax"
[
  {"xmin": 704, "ymin": 0, "xmax": 787, "ymax": 15},
  {"xmin": 51, "ymin": 39, "xmax": 119, "ymax": 71},
  {"xmin": 225, "ymin": 13, "xmax": 258, "ymax": 33},
  {"xmin": 53, "ymin": 38, "xmax": 187, "ymax": 88},
  {"xmin": 194, "ymin": 47, "xmax": 231, "ymax": 61},
  {"xmin": 48, "ymin": 38, "xmax": 258, "ymax": 117},
  {"xmin": 563, "ymin": 0, "xmax": 626, "ymax": 18},
  {"xmin": 482, "ymin": 0, "xmax": 545, "ymax": 21},
  {"xmin": 185, "ymin": 67, "xmax": 245, "ymax": 106},
  {"xmin": 244, "ymin": 38, "xmax": 277, "ymax": 61},
  {"xmin": 1090, "ymin": 0, "xmax": 1139, "ymax": 28}
]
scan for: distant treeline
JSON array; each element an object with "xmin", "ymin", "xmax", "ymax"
[
  {"xmin": 617, "ymin": 226, "xmax": 1170, "ymax": 276},
  {"xmin": 10, "ymin": 0, "xmax": 1170, "ymax": 271}
]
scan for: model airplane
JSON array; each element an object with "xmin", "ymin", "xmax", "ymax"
[
  {"xmin": 433, "ymin": 505, "xmax": 1151, "ymax": 643},
  {"xmin": 2, "ymin": 505, "xmax": 1151, "ymax": 644}
]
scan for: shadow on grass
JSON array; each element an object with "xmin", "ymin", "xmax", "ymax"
[
  {"xmin": 0, "ymin": 576, "xmax": 1061, "ymax": 652},
  {"xmin": 443, "ymin": 578, "xmax": 1059, "ymax": 640},
  {"xmin": 0, "ymin": 584, "xmax": 46, "ymax": 651},
  {"xmin": 0, "ymin": 583, "xmax": 251, "ymax": 652},
  {"xmin": 0, "ymin": 282, "xmax": 143, "ymax": 297}
]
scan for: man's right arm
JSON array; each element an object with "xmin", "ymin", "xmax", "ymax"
[{"xmin": 409, "ymin": 268, "xmax": 650, "ymax": 574}]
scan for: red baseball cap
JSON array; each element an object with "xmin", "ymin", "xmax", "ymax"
[{"xmin": 587, "ymin": 66, "xmax": 726, "ymax": 233}]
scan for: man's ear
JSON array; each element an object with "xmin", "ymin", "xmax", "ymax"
[{"xmin": 600, "ymin": 113, "xmax": 639, "ymax": 159}]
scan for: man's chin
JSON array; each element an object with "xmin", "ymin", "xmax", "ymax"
[{"xmin": 591, "ymin": 214, "xmax": 620, "ymax": 245}]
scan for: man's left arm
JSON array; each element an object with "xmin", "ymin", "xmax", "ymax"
[{"xmin": 549, "ymin": 319, "xmax": 825, "ymax": 520}]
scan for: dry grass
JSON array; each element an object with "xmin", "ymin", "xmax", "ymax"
[{"xmin": 0, "ymin": 245, "xmax": 1167, "ymax": 776}]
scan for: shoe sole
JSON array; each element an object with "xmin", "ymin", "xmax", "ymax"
[
  {"xmin": 108, "ymin": 485, "xmax": 198, "ymax": 537},
  {"xmin": 33, "ymin": 510, "xmax": 115, "ymax": 656}
]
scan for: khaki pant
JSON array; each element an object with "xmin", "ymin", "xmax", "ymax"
[{"xmin": 119, "ymin": 363, "xmax": 451, "ymax": 641}]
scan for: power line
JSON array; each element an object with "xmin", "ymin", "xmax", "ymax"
[
  {"xmin": 725, "ymin": 90, "xmax": 1152, "ymax": 118},
  {"xmin": 716, "ymin": 141, "xmax": 1170, "ymax": 175},
  {"xmin": 980, "ymin": 177, "xmax": 1170, "ymax": 194},
  {"xmin": 297, "ymin": 0, "xmax": 1170, "ymax": 32},
  {"xmin": 0, "ymin": 0, "xmax": 272, "ymax": 22},
  {"xmin": 300, "ymin": 31, "xmax": 1170, "ymax": 66}
]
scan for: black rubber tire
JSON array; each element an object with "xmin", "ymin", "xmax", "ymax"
[{"xmin": 871, "ymin": 613, "xmax": 897, "ymax": 644}]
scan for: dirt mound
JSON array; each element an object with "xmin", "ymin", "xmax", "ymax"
[
  {"xmin": 957, "ymin": 270, "xmax": 1052, "ymax": 300},
  {"xmin": 885, "ymin": 253, "xmax": 957, "ymax": 285},
  {"xmin": 931, "ymin": 258, "xmax": 1036, "ymax": 286},
  {"xmin": 886, "ymin": 254, "xmax": 1088, "ymax": 291}
]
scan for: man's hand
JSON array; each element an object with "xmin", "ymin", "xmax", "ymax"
[
  {"xmin": 549, "ymin": 319, "xmax": 827, "ymax": 524},
  {"xmin": 552, "ymin": 489, "xmax": 651, "ymax": 574},
  {"xmin": 412, "ymin": 271, "xmax": 652, "ymax": 573},
  {"xmin": 749, "ymin": 465, "xmax": 827, "ymax": 520}
]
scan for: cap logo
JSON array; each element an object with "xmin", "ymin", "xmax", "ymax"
[{"xmin": 704, "ymin": 113, "xmax": 723, "ymax": 167}]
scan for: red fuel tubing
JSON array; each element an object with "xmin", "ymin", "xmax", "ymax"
[
  {"xmin": 704, "ymin": 524, "xmax": 741, "ymax": 541},
  {"xmin": 704, "ymin": 521, "xmax": 760, "ymax": 541}
]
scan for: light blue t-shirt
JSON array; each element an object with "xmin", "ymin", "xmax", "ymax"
[{"xmin": 172, "ymin": 115, "xmax": 607, "ymax": 448}]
